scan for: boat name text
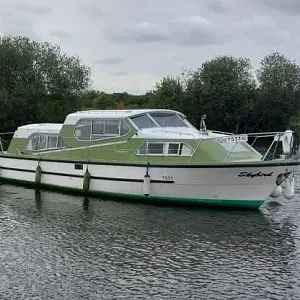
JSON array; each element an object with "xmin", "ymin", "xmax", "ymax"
[
  {"xmin": 162, "ymin": 175, "xmax": 173, "ymax": 181},
  {"xmin": 238, "ymin": 171, "xmax": 273, "ymax": 178}
]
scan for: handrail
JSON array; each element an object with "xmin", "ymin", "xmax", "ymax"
[
  {"xmin": 262, "ymin": 133, "xmax": 279, "ymax": 161},
  {"xmin": 151, "ymin": 129, "xmax": 197, "ymax": 137},
  {"xmin": 246, "ymin": 131, "xmax": 288, "ymax": 136}
]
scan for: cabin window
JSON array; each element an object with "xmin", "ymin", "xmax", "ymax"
[
  {"xmin": 120, "ymin": 121, "xmax": 130, "ymax": 135},
  {"xmin": 91, "ymin": 119, "xmax": 120, "ymax": 139},
  {"xmin": 48, "ymin": 136, "xmax": 58, "ymax": 148},
  {"xmin": 148, "ymin": 143, "xmax": 164, "ymax": 154},
  {"xmin": 74, "ymin": 118, "xmax": 130, "ymax": 141},
  {"xmin": 137, "ymin": 142, "xmax": 192, "ymax": 156},
  {"xmin": 74, "ymin": 119, "xmax": 91, "ymax": 140},
  {"xmin": 137, "ymin": 143, "xmax": 164, "ymax": 155},
  {"xmin": 26, "ymin": 134, "xmax": 65, "ymax": 151},
  {"xmin": 217, "ymin": 141, "xmax": 249, "ymax": 153},
  {"xmin": 149, "ymin": 112, "xmax": 187, "ymax": 127},
  {"xmin": 27, "ymin": 134, "xmax": 39, "ymax": 151},
  {"xmin": 168, "ymin": 143, "xmax": 180, "ymax": 155},
  {"xmin": 137, "ymin": 144, "xmax": 147, "ymax": 154},
  {"xmin": 57, "ymin": 136, "xmax": 64, "ymax": 148},
  {"xmin": 131, "ymin": 114, "xmax": 157, "ymax": 129},
  {"xmin": 39, "ymin": 134, "xmax": 48, "ymax": 150}
]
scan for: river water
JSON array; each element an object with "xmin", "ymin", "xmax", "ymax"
[{"xmin": 1, "ymin": 182, "xmax": 300, "ymax": 299}]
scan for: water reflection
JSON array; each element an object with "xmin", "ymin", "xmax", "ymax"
[
  {"xmin": 83, "ymin": 196, "xmax": 89, "ymax": 211},
  {"xmin": 34, "ymin": 190, "xmax": 41, "ymax": 211},
  {"xmin": 0, "ymin": 184, "xmax": 299, "ymax": 299}
]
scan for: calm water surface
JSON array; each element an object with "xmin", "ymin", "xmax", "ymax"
[{"xmin": 1, "ymin": 180, "xmax": 300, "ymax": 299}]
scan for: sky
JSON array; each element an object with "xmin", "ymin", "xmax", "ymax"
[{"xmin": 0, "ymin": 0, "xmax": 299, "ymax": 94}]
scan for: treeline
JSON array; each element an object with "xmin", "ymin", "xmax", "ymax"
[{"xmin": 1, "ymin": 35, "xmax": 300, "ymax": 135}]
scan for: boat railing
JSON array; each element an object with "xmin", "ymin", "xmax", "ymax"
[
  {"xmin": 208, "ymin": 130, "xmax": 233, "ymax": 136},
  {"xmin": 0, "ymin": 130, "xmax": 298, "ymax": 163},
  {"xmin": 212, "ymin": 130, "xmax": 297, "ymax": 162},
  {"xmin": 0, "ymin": 132, "xmax": 15, "ymax": 153}
]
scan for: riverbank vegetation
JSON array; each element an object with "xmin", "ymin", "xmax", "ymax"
[{"xmin": 1, "ymin": 35, "xmax": 300, "ymax": 135}]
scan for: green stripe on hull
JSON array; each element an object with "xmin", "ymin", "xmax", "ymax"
[{"xmin": 0, "ymin": 177, "xmax": 264, "ymax": 210}]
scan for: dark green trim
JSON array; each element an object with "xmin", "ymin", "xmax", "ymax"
[
  {"xmin": 0, "ymin": 166, "xmax": 35, "ymax": 173},
  {"xmin": 0, "ymin": 166, "xmax": 174, "ymax": 183},
  {"xmin": 0, "ymin": 176, "xmax": 263, "ymax": 210},
  {"xmin": 0, "ymin": 153, "xmax": 299, "ymax": 168}
]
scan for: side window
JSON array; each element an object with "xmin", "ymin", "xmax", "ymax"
[
  {"xmin": 137, "ymin": 142, "xmax": 193, "ymax": 156},
  {"xmin": 74, "ymin": 119, "xmax": 91, "ymax": 141},
  {"xmin": 26, "ymin": 134, "xmax": 65, "ymax": 151},
  {"xmin": 39, "ymin": 134, "xmax": 48, "ymax": 150},
  {"xmin": 168, "ymin": 143, "xmax": 180, "ymax": 155},
  {"xmin": 26, "ymin": 134, "xmax": 39, "ymax": 151},
  {"xmin": 147, "ymin": 143, "xmax": 164, "ymax": 154},
  {"xmin": 137, "ymin": 143, "xmax": 165, "ymax": 155},
  {"xmin": 120, "ymin": 120, "xmax": 130, "ymax": 135},
  {"xmin": 131, "ymin": 114, "xmax": 157, "ymax": 129},
  {"xmin": 75, "ymin": 118, "xmax": 131, "ymax": 141},
  {"xmin": 105, "ymin": 120, "xmax": 120, "ymax": 135},
  {"xmin": 91, "ymin": 120, "xmax": 105, "ymax": 140},
  {"xmin": 91, "ymin": 119, "xmax": 119, "ymax": 139},
  {"xmin": 137, "ymin": 144, "xmax": 147, "ymax": 155},
  {"xmin": 57, "ymin": 136, "xmax": 64, "ymax": 148},
  {"xmin": 48, "ymin": 136, "xmax": 58, "ymax": 149}
]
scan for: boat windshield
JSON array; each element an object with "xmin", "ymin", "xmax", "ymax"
[
  {"xmin": 149, "ymin": 112, "xmax": 187, "ymax": 127},
  {"xmin": 131, "ymin": 112, "xmax": 187, "ymax": 129},
  {"xmin": 131, "ymin": 114, "xmax": 158, "ymax": 129}
]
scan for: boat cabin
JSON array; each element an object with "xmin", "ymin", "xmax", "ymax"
[{"xmin": 4, "ymin": 109, "xmax": 271, "ymax": 164}]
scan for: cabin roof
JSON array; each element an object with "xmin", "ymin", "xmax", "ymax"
[
  {"xmin": 14, "ymin": 123, "xmax": 63, "ymax": 138},
  {"xmin": 64, "ymin": 109, "xmax": 185, "ymax": 125}
]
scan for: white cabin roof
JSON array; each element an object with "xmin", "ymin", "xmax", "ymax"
[
  {"xmin": 14, "ymin": 123, "xmax": 63, "ymax": 139},
  {"xmin": 64, "ymin": 109, "xmax": 185, "ymax": 125}
]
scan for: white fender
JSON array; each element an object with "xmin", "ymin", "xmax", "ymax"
[
  {"xmin": 279, "ymin": 130, "xmax": 293, "ymax": 155},
  {"xmin": 270, "ymin": 185, "xmax": 282, "ymax": 198},
  {"xmin": 35, "ymin": 164, "xmax": 42, "ymax": 185},
  {"xmin": 143, "ymin": 174, "xmax": 150, "ymax": 196},
  {"xmin": 83, "ymin": 169, "xmax": 91, "ymax": 193}
]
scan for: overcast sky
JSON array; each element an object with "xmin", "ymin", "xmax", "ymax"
[{"xmin": 0, "ymin": 0, "xmax": 299, "ymax": 94}]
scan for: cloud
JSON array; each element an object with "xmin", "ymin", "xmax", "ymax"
[
  {"xmin": 238, "ymin": 15, "xmax": 290, "ymax": 44},
  {"xmin": 92, "ymin": 57, "xmax": 124, "ymax": 65},
  {"xmin": 0, "ymin": 11, "xmax": 36, "ymax": 39},
  {"xmin": 49, "ymin": 30, "xmax": 71, "ymax": 39},
  {"xmin": 206, "ymin": 0, "xmax": 227, "ymax": 13},
  {"xmin": 106, "ymin": 21, "xmax": 168, "ymax": 44},
  {"xmin": 0, "ymin": 1, "xmax": 52, "ymax": 39},
  {"xmin": 261, "ymin": 0, "xmax": 300, "ymax": 15},
  {"xmin": 110, "ymin": 71, "xmax": 128, "ymax": 76},
  {"xmin": 105, "ymin": 16, "xmax": 231, "ymax": 46},
  {"xmin": 170, "ymin": 16, "xmax": 231, "ymax": 46},
  {"xmin": 77, "ymin": 4, "xmax": 103, "ymax": 19},
  {"xmin": 17, "ymin": 2, "xmax": 52, "ymax": 16}
]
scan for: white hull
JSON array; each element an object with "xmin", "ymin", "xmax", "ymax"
[{"xmin": 0, "ymin": 156, "xmax": 297, "ymax": 208}]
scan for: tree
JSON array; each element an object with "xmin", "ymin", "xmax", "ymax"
[
  {"xmin": 0, "ymin": 35, "xmax": 91, "ymax": 131},
  {"xmin": 256, "ymin": 51, "xmax": 300, "ymax": 131},
  {"xmin": 148, "ymin": 76, "xmax": 185, "ymax": 111},
  {"xmin": 91, "ymin": 93, "xmax": 117, "ymax": 109},
  {"xmin": 184, "ymin": 56, "xmax": 257, "ymax": 132}
]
